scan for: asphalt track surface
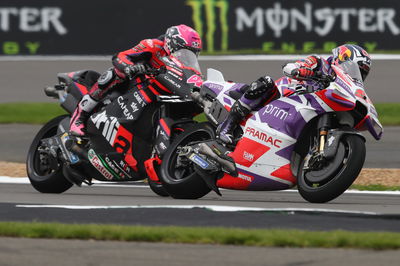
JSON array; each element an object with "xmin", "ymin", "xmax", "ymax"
[
  {"xmin": 2, "ymin": 237, "xmax": 400, "ymax": 266},
  {"xmin": 0, "ymin": 182, "xmax": 400, "ymax": 265},
  {"xmin": 1, "ymin": 182, "xmax": 400, "ymax": 229},
  {"xmin": 1, "ymin": 57, "xmax": 399, "ymax": 265}
]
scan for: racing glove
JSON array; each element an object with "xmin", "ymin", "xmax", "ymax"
[
  {"xmin": 296, "ymin": 66, "xmax": 316, "ymax": 79},
  {"xmin": 124, "ymin": 64, "xmax": 148, "ymax": 79},
  {"xmin": 283, "ymin": 55, "xmax": 320, "ymax": 80},
  {"xmin": 283, "ymin": 63, "xmax": 316, "ymax": 80}
]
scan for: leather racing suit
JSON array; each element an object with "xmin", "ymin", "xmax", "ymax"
[
  {"xmin": 70, "ymin": 36, "xmax": 170, "ymax": 136},
  {"xmin": 217, "ymin": 54, "xmax": 333, "ymax": 145}
]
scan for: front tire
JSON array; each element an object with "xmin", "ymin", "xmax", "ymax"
[
  {"xmin": 26, "ymin": 115, "xmax": 73, "ymax": 193},
  {"xmin": 297, "ymin": 134, "xmax": 365, "ymax": 203},
  {"xmin": 159, "ymin": 123, "xmax": 215, "ymax": 199}
]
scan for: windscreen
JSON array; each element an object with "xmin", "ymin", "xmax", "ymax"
[
  {"xmin": 172, "ymin": 49, "xmax": 201, "ymax": 73},
  {"xmin": 338, "ymin": 61, "xmax": 363, "ymax": 84}
]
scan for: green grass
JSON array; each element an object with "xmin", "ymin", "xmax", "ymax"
[
  {"xmin": 0, "ymin": 102, "xmax": 399, "ymax": 125},
  {"xmin": 0, "ymin": 222, "xmax": 399, "ymax": 249},
  {"xmin": 375, "ymin": 103, "xmax": 400, "ymax": 126},
  {"xmin": 0, "ymin": 103, "xmax": 66, "ymax": 124},
  {"xmin": 351, "ymin": 184, "xmax": 400, "ymax": 191}
]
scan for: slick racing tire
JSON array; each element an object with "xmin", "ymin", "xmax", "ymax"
[
  {"xmin": 27, "ymin": 115, "xmax": 73, "ymax": 193},
  {"xmin": 147, "ymin": 122, "xmax": 199, "ymax": 198},
  {"xmin": 297, "ymin": 135, "xmax": 365, "ymax": 203},
  {"xmin": 148, "ymin": 177, "xmax": 169, "ymax": 197},
  {"xmin": 159, "ymin": 123, "xmax": 215, "ymax": 199}
]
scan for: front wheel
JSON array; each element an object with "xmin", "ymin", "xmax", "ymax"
[
  {"xmin": 297, "ymin": 134, "xmax": 365, "ymax": 203},
  {"xmin": 26, "ymin": 115, "xmax": 73, "ymax": 193},
  {"xmin": 159, "ymin": 123, "xmax": 215, "ymax": 199}
]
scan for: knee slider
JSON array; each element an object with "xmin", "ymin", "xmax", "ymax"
[
  {"xmin": 97, "ymin": 68, "xmax": 115, "ymax": 88},
  {"xmin": 244, "ymin": 76, "xmax": 275, "ymax": 100}
]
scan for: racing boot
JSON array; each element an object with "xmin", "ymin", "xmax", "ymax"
[
  {"xmin": 70, "ymin": 94, "xmax": 99, "ymax": 136},
  {"xmin": 217, "ymin": 76, "xmax": 279, "ymax": 145},
  {"xmin": 216, "ymin": 100, "xmax": 251, "ymax": 144}
]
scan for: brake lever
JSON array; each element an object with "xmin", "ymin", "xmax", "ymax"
[
  {"xmin": 147, "ymin": 66, "xmax": 166, "ymax": 76},
  {"xmin": 130, "ymin": 66, "xmax": 164, "ymax": 80}
]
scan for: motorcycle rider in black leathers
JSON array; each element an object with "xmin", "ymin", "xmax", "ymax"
[{"xmin": 70, "ymin": 24, "xmax": 202, "ymax": 136}]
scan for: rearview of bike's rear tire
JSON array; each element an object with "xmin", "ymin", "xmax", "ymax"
[
  {"xmin": 297, "ymin": 134, "xmax": 365, "ymax": 203},
  {"xmin": 26, "ymin": 115, "xmax": 73, "ymax": 193}
]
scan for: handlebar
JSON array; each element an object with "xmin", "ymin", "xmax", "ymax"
[
  {"xmin": 129, "ymin": 66, "xmax": 165, "ymax": 80},
  {"xmin": 311, "ymin": 71, "xmax": 335, "ymax": 83},
  {"xmin": 292, "ymin": 71, "xmax": 336, "ymax": 94},
  {"xmin": 143, "ymin": 67, "xmax": 164, "ymax": 76}
]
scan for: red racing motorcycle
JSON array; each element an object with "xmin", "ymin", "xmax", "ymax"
[{"xmin": 26, "ymin": 49, "xmax": 203, "ymax": 196}]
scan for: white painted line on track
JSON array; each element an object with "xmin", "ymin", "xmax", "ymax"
[
  {"xmin": 0, "ymin": 176, "xmax": 30, "ymax": 184},
  {"xmin": 0, "ymin": 176, "xmax": 147, "ymax": 188},
  {"xmin": 0, "ymin": 54, "xmax": 399, "ymax": 61},
  {"xmin": 15, "ymin": 204, "xmax": 380, "ymax": 216},
  {"xmin": 2, "ymin": 176, "xmax": 399, "ymax": 195}
]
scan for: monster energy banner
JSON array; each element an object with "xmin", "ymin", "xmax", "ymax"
[
  {"xmin": 189, "ymin": 0, "xmax": 400, "ymax": 54},
  {"xmin": 1, "ymin": 0, "xmax": 400, "ymax": 55}
]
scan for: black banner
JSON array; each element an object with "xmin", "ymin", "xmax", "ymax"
[{"xmin": 1, "ymin": 0, "xmax": 400, "ymax": 55}]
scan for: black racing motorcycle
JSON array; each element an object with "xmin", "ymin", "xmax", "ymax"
[{"xmin": 26, "ymin": 49, "xmax": 203, "ymax": 196}]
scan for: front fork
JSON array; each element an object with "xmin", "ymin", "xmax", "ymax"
[
  {"xmin": 317, "ymin": 113, "xmax": 333, "ymax": 155},
  {"xmin": 304, "ymin": 113, "xmax": 333, "ymax": 170}
]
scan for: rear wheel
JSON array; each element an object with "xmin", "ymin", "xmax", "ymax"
[
  {"xmin": 147, "ymin": 122, "xmax": 197, "ymax": 197},
  {"xmin": 148, "ymin": 165, "xmax": 169, "ymax": 197},
  {"xmin": 159, "ymin": 123, "xmax": 215, "ymax": 199},
  {"xmin": 26, "ymin": 115, "xmax": 73, "ymax": 193},
  {"xmin": 297, "ymin": 134, "xmax": 365, "ymax": 203}
]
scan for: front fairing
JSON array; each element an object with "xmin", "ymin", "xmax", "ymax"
[
  {"xmin": 354, "ymin": 91, "xmax": 383, "ymax": 140},
  {"xmin": 155, "ymin": 52, "xmax": 202, "ymax": 100},
  {"xmin": 328, "ymin": 63, "xmax": 383, "ymax": 140}
]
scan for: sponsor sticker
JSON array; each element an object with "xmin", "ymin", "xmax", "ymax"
[
  {"xmin": 189, "ymin": 154, "xmax": 210, "ymax": 169},
  {"xmin": 238, "ymin": 172, "xmax": 253, "ymax": 182},
  {"xmin": 245, "ymin": 127, "xmax": 282, "ymax": 148},
  {"xmin": 88, "ymin": 149, "xmax": 114, "ymax": 180},
  {"xmin": 243, "ymin": 151, "xmax": 255, "ymax": 162},
  {"xmin": 117, "ymin": 96, "xmax": 134, "ymax": 120}
]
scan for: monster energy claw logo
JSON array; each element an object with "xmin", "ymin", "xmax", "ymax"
[{"xmin": 186, "ymin": 0, "xmax": 229, "ymax": 52}]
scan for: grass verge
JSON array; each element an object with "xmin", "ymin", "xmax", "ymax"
[
  {"xmin": 0, "ymin": 222, "xmax": 399, "ymax": 249},
  {"xmin": 351, "ymin": 184, "xmax": 400, "ymax": 191},
  {"xmin": 374, "ymin": 103, "xmax": 400, "ymax": 126},
  {"xmin": 0, "ymin": 103, "xmax": 66, "ymax": 124},
  {"xmin": 1, "ymin": 102, "xmax": 399, "ymax": 125}
]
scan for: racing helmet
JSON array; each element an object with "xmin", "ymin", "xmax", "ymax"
[
  {"xmin": 164, "ymin": 24, "xmax": 202, "ymax": 56},
  {"xmin": 332, "ymin": 44, "xmax": 371, "ymax": 81}
]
